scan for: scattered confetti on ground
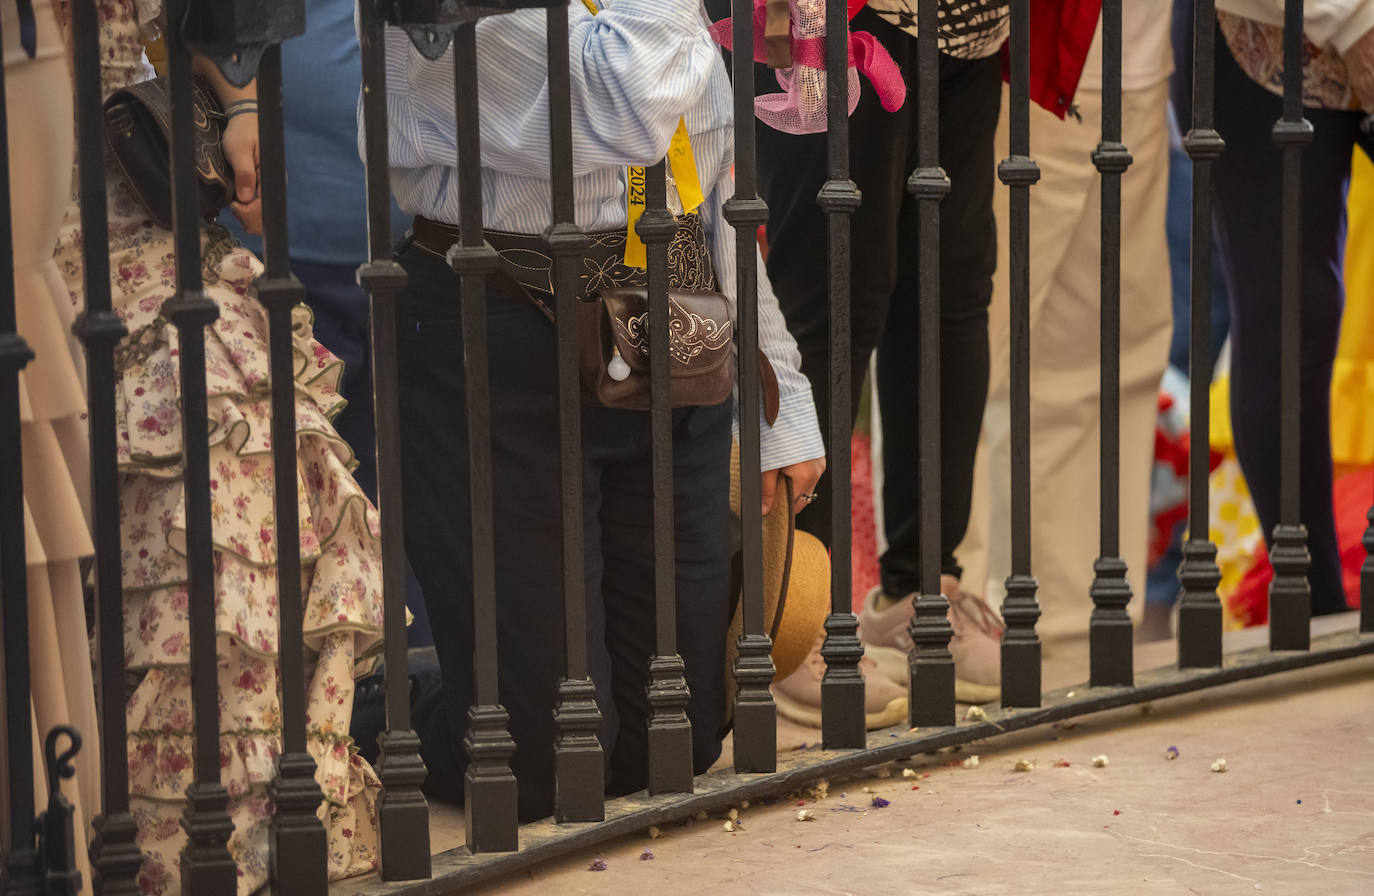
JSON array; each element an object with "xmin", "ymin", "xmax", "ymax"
[
  {"xmin": 911, "ymin": 785, "xmax": 920, "ymax": 790},
  {"xmin": 589, "ymin": 857, "xmax": 607, "ymax": 872},
  {"xmin": 647, "ymin": 826, "xmax": 661, "ymax": 839},
  {"xmin": 723, "ymin": 820, "xmax": 737, "ymax": 833},
  {"xmin": 809, "ymin": 780, "xmax": 830, "ymax": 801},
  {"xmin": 1014, "ymin": 759, "xmax": 1036, "ymax": 772},
  {"xmin": 1092, "ymin": 755, "xmax": 1110, "ymax": 768},
  {"xmin": 862, "ymin": 787, "xmax": 875, "ymax": 794},
  {"xmin": 1297, "ymin": 799, "xmax": 1302, "ymax": 804},
  {"xmin": 945, "ymin": 759, "xmax": 963, "ymax": 768},
  {"xmin": 1113, "ymin": 810, "xmax": 1121, "ymax": 816},
  {"xmin": 728, "ymin": 808, "xmax": 739, "ymax": 821},
  {"xmin": 1053, "ymin": 759, "xmax": 1071, "ymax": 768},
  {"xmin": 640, "ymin": 849, "xmax": 655, "ymax": 861},
  {"xmin": 1066, "ymin": 691, "xmax": 1077, "ymax": 698},
  {"xmin": 962, "ymin": 755, "xmax": 981, "ymax": 769},
  {"xmin": 964, "ymin": 706, "xmax": 989, "ymax": 722},
  {"xmin": 903, "ymin": 768, "xmax": 918, "ymax": 778},
  {"xmin": 1166, "ymin": 745, "xmax": 1180, "ymax": 760},
  {"xmin": 797, "ymin": 809, "xmax": 815, "ymax": 822},
  {"xmin": 871, "ymin": 797, "xmax": 890, "ymax": 808},
  {"xmin": 1211, "ymin": 758, "xmax": 1229, "ymax": 773}
]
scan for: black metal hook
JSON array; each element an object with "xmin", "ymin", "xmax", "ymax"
[{"xmin": 35, "ymin": 726, "xmax": 84, "ymax": 896}]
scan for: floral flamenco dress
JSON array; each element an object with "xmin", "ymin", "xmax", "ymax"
[{"xmin": 51, "ymin": 2, "xmax": 386, "ymax": 893}]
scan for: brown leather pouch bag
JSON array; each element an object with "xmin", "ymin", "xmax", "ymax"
[
  {"xmin": 578, "ymin": 287, "xmax": 736, "ymax": 411},
  {"xmin": 103, "ymin": 77, "xmax": 234, "ymax": 229}
]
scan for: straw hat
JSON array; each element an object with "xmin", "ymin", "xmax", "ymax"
[{"xmin": 724, "ymin": 443, "xmax": 831, "ymax": 704}]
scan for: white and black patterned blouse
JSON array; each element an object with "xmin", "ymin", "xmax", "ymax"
[{"xmin": 865, "ymin": 0, "xmax": 1010, "ymax": 60}]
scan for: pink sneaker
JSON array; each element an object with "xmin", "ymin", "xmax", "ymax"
[
  {"xmin": 772, "ymin": 637, "xmax": 908, "ymax": 731},
  {"xmin": 858, "ymin": 581, "xmax": 1004, "ymax": 705}
]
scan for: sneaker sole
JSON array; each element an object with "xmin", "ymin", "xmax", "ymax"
[
  {"xmin": 865, "ymin": 644, "xmax": 1002, "ymax": 706},
  {"xmin": 773, "ymin": 690, "xmax": 908, "ymax": 732}
]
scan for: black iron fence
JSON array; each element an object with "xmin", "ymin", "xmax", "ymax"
[{"xmin": 0, "ymin": 0, "xmax": 1371, "ymax": 894}]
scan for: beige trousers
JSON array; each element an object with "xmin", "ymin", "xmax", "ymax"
[{"xmin": 960, "ymin": 79, "xmax": 1173, "ymax": 645}]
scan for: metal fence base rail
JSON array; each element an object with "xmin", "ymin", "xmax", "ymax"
[{"xmin": 330, "ymin": 624, "xmax": 1374, "ymax": 895}]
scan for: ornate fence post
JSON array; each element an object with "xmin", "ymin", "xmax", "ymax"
[
  {"xmin": 1267, "ymin": 0, "xmax": 1314, "ymax": 652},
  {"xmin": 1088, "ymin": 0, "xmax": 1135, "ymax": 688},
  {"xmin": 726, "ymin": 0, "xmax": 779, "ymax": 775},
  {"xmin": 356, "ymin": 0, "xmax": 431, "ymax": 880},
  {"xmin": 818, "ymin": 0, "xmax": 866, "ymax": 751},
  {"xmin": 998, "ymin": 0, "xmax": 1042, "ymax": 708},
  {"xmin": 66, "ymin": 0, "xmax": 142, "ymax": 891},
  {"xmin": 1177, "ymin": 0, "xmax": 1226, "ymax": 669},
  {"xmin": 543, "ymin": 2, "xmax": 605, "ymax": 824}
]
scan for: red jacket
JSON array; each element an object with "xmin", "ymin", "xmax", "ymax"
[
  {"xmin": 1021, "ymin": 0, "xmax": 1102, "ymax": 119},
  {"xmin": 847, "ymin": 1, "xmax": 1103, "ymax": 120}
]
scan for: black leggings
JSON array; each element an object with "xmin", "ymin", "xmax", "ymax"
[
  {"xmin": 747, "ymin": 9, "xmax": 1001, "ymax": 593},
  {"xmin": 1173, "ymin": 12, "xmax": 1365, "ymax": 614}
]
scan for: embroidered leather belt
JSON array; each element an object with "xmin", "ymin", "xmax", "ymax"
[{"xmin": 410, "ymin": 214, "xmax": 717, "ymax": 318}]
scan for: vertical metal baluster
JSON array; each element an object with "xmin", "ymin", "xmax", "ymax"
[
  {"xmin": 355, "ymin": 0, "xmax": 431, "ymax": 879},
  {"xmin": 907, "ymin": 0, "xmax": 955, "ymax": 726},
  {"xmin": 1088, "ymin": 0, "xmax": 1134, "ymax": 687},
  {"xmin": 726, "ymin": 0, "xmax": 778, "ymax": 773},
  {"xmin": 1362, "ymin": 498, "xmax": 1373, "ymax": 632},
  {"xmin": 545, "ymin": 4, "xmax": 604, "ymax": 823},
  {"xmin": 1268, "ymin": 0, "xmax": 1313, "ymax": 651},
  {"xmin": 255, "ymin": 42, "xmax": 330, "ymax": 893},
  {"xmin": 0, "ymin": 8, "xmax": 38, "ymax": 892},
  {"xmin": 68, "ymin": 0, "xmax": 142, "ymax": 891},
  {"xmin": 451, "ymin": 21, "xmax": 520, "ymax": 852},
  {"xmin": 818, "ymin": 0, "xmax": 865, "ymax": 750},
  {"xmin": 164, "ymin": 2, "xmax": 236, "ymax": 891},
  {"xmin": 998, "ymin": 0, "xmax": 1042, "ymax": 707},
  {"xmin": 641, "ymin": 160, "xmax": 695, "ymax": 795},
  {"xmin": 1177, "ymin": 0, "xmax": 1226, "ymax": 669}
]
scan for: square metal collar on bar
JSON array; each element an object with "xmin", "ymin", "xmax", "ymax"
[
  {"xmin": 180, "ymin": 0, "xmax": 305, "ymax": 87},
  {"xmin": 382, "ymin": 0, "xmax": 563, "ymax": 59}
]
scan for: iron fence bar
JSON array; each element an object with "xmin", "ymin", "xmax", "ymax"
[
  {"xmin": 450, "ymin": 20, "xmax": 520, "ymax": 852},
  {"xmin": 1177, "ymin": 0, "xmax": 1225, "ymax": 669},
  {"xmin": 726, "ymin": 0, "xmax": 778, "ymax": 773},
  {"xmin": 641, "ymin": 159, "xmax": 695, "ymax": 796},
  {"xmin": 544, "ymin": 2, "xmax": 605, "ymax": 824},
  {"xmin": 998, "ymin": 0, "xmax": 1042, "ymax": 707},
  {"xmin": 818, "ymin": 0, "xmax": 865, "ymax": 750},
  {"xmin": 0, "ymin": 7, "xmax": 38, "ymax": 891},
  {"xmin": 1363, "ymin": 500, "xmax": 1373, "ymax": 632},
  {"xmin": 355, "ymin": 0, "xmax": 432, "ymax": 880},
  {"xmin": 331, "ymin": 625, "xmax": 1374, "ymax": 895},
  {"xmin": 163, "ymin": 1, "xmax": 237, "ymax": 891},
  {"xmin": 1268, "ymin": 0, "xmax": 1313, "ymax": 651},
  {"xmin": 907, "ymin": 0, "xmax": 956, "ymax": 726},
  {"xmin": 67, "ymin": 0, "xmax": 141, "ymax": 891},
  {"xmin": 255, "ymin": 41, "xmax": 331, "ymax": 893},
  {"xmin": 1088, "ymin": 0, "xmax": 1134, "ymax": 687}
]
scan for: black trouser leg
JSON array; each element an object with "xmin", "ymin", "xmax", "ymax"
[
  {"xmin": 395, "ymin": 244, "xmax": 731, "ymax": 821},
  {"xmin": 877, "ymin": 53, "xmax": 1000, "ymax": 595}
]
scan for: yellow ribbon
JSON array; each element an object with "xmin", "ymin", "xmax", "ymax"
[{"xmin": 579, "ymin": 0, "xmax": 704, "ymax": 269}]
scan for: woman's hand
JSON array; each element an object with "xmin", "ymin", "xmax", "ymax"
[
  {"xmin": 222, "ymin": 112, "xmax": 262, "ymax": 234},
  {"xmin": 761, "ymin": 456, "xmax": 827, "ymax": 517},
  {"xmin": 192, "ymin": 54, "xmax": 262, "ymax": 233}
]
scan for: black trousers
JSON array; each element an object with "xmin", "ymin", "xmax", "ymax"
[
  {"xmin": 394, "ymin": 243, "xmax": 734, "ymax": 822},
  {"xmin": 1170, "ymin": 25, "xmax": 1366, "ymax": 615},
  {"xmin": 741, "ymin": 8, "xmax": 1001, "ymax": 592}
]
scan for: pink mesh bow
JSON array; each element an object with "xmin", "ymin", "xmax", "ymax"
[{"xmin": 710, "ymin": 0, "xmax": 905, "ymax": 135}]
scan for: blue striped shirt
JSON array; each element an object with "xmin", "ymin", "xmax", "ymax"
[{"xmin": 369, "ymin": 0, "xmax": 824, "ymax": 472}]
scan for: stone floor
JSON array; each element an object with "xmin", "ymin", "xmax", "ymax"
[{"xmin": 394, "ymin": 616, "xmax": 1374, "ymax": 894}]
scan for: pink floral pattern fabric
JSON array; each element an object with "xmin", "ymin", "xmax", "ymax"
[
  {"xmin": 52, "ymin": 2, "xmax": 386, "ymax": 893},
  {"xmin": 1218, "ymin": 12, "xmax": 1357, "ymax": 110}
]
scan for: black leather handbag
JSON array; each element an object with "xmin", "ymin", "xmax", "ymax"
[{"xmin": 103, "ymin": 77, "xmax": 235, "ymax": 229}]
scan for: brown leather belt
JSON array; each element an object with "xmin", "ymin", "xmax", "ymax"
[
  {"xmin": 410, "ymin": 213, "xmax": 718, "ymax": 317},
  {"xmin": 409, "ymin": 214, "xmax": 780, "ymax": 424}
]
